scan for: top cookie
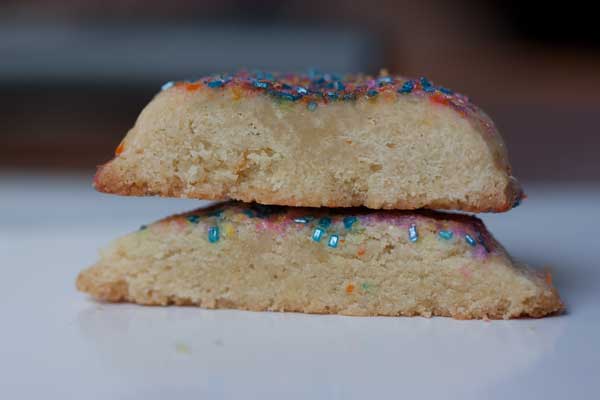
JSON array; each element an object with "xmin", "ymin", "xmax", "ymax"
[{"xmin": 94, "ymin": 70, "xmax": 523, "ymax": 212}]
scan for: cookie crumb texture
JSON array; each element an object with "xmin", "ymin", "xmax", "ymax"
[
  {"xmin": 77, "ymin": 202, "xmax": 562, "ymax": 319},
  {"xmin": 94, "ymin": 71, "xmax": 522, "ymax": 212}
]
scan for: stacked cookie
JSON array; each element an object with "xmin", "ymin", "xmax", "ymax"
[{"xmin": 77, "ymin": 70, "xmax": 562, "ymax": 319}]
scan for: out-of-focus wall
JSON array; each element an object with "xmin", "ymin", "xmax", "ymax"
[{"xmin": 1, "ymin": 0, "xmax": 599, "ymax": 182}]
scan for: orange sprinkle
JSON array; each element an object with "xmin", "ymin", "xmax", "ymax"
[
  {"xmin": 185, "ymin": 83, "xmax": 201, "ymax": 92},
  {"xmin": 357, "ymin": 246, "xmax": 366, "ymax": 257},
  {"xmin": 430, "ymin": 92, "xmax": 450, "ymax": 106},
  {"xmin": 345, "ymin": 284, "xmax": 355, "ymax": 294},
  {"xmin": 545, "ymin": 272, "xmax": 553, "ymax": 286},
  {"xmin": 115, "ymin": 142, "xmax": 125, "ymax": 155}
]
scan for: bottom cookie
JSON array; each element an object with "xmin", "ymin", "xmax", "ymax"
[{"xmin": 77, "ymin": 202, "xmax": 563, "ymax": 319}]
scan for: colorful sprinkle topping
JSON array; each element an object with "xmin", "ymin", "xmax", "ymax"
[
  {"xmin": 160, "ymin": 70, "xmax": 493, "ymax": 134},
  {"xmin": 409, "ymin": 223, "xmax": 419, "ymax": 243},
  {"xmin": 150, "ymin": 202, "xmax": 497, "ymax": 258}
]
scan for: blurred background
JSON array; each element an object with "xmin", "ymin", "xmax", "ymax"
[{"xmin": 1, "ymin": 0, "xmax": 599, "ymax": 182}]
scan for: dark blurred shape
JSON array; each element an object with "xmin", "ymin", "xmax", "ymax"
[{"xmin": 1, "ymin": 0, "xmax": 599, "ymax": 182}]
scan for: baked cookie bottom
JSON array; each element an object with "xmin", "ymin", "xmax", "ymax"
[{"xmin": 77, "ymin": 202, "xmax": 562, "ymax": 319}]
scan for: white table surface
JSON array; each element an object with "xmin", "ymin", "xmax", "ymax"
[{"xmin": 1, "ymin": 173, "xmax": 599, "ymax": 399}]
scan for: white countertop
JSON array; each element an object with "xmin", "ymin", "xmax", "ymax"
[{"xmin": 1, "ymin": 174, "xmax": 599, "ymax": 399}]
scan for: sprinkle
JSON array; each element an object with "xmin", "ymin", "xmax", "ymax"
[
  {"xmin": 465, "ymin": 234, "xmax": 477, "ymax": 247},
  {"xmin": 357, "ymin": 246, "xmax": 366, "ymax": 256},
  {"xmin": 438, "ymin": 87, "xmax": 454, "ymax": 95},
  {"xmin": 115, "ymin": 142, "xmax": 125, "ymax": 155},
  {"xmin": 361, "ymin": 282, "xmax": 372, "ymax": 292},
  {"xmin": 296, "ymin": 86, "xmax": 308, "ymax": 95},
  {"xmin": 307, "ymin": 102, "xmax": 318, "ymax": 111},
  {"xmin": 208, "ymin": 226, "xmax": 220, "ymax": 243},
  {"xmin": 334, "ymin": 81, "xmax": 346, "ymax": 90},
  {"xmin": 242, "ymin": 210, "xmax": 255, "ymax": 218},
  {"xmin": 343, "ymin": 93, "xmax": 356, "ymax": 101},
  {"xmin": 345, "ymin": 284, "xmax": 355, "ymax": 294},
  {"xmin": 343, "ymin": 216, "xmax": 357, "ymax": 229},
  {"xmin": 398, "ymin": 80, "xmax": 414, "ymax": 94},
  {"xmin": 273, "ymin": 91, "xmax": 298, "ymax": 101},
  {"xmin": 438, "ymin": 230, "xmax": 453, "ymax": 240},
  {"xmin": 186, "ymin": 215, "xmax": 200, "ymax": 224},
  {"xmin": 420, "ymin": 77, "xmax": 434, "ymax": 92},
  {"xmin": 161, "ymin": 81, "xmax": 174, "ymax": 91},
  {"xmin": 312, "ymin": 227, "xmax": 325, "ymax": 242},
  {"xmin": 367, "ymin": 89, "xmax": 379, "ymax": 98},
  {"xmin": 253, "ymin": 80, "xmax": 269, "ymax": 89},
  {"xmin": 294, "ymin": 217, "xmax": 312, "ymax": 224},
  {"xmin": 378, "ymin": 76, "xmax": 393, "ymax": 85},
  {"xmin": 207, "ymin": 80, "xmax": 224, "ymax": 88},
  {"xmin": 139, "ymin": 225, "xmax": 147, "ymax": 230},
  {"xmin": 408, "ymin": 223, "xmax": 418, "ymax": 242},
  {"xmin": 328, "ymin": 234, "xmax": 339, "ymax": 248},
  {"xmin": 326, "ymin": 91, "xmax": 339, "ymax": 100},
  {"xmin": 318, "ymin": 217, "xmax": 332, "ymax": 228}
]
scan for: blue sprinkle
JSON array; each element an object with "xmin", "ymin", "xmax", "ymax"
[
  {"xmin": 161, "ymin": 81, "xmax": 174, "ymax": 91},
  {"xmin": 335, "ymin": 81, "xmax": 346, "ymax": 91},
  {"xmin": 207, "ymin": 80, "xmax": 224, "ymax": 88},
  {"xmin": 253, "ymin": 80, "xmax": 269, "ymax": 89},
  {"xmin": 398, "ymin": 81, "xmax": 414, "ymax": 94},
  {"xmin": 312, "ymin": 227, "xmax": 325, "ymax": 242},
  {"xmin": 264, "ymin": 72, "xmax": 274, "ymax": 81},
  {"xmin": 186, "ymin": 215, "xmax": 200, "ymax": 224},
  {"xmin": 408, "ymin": 223, "xmax": 418, "ymax": 243},
  {"xmin": 307, "ymin": 102, "xmax": 318, "ymax": 111},
  {"xmin": 139, "ymin": 225, "xmax": 147, "ymax": 231},
  {"xmin": 343, "ymin": 216, "xmax": 357, "ymax": 229},
  {"xmin": 378, "ymin": 76, "xmax": 393, "ymax": 86},
  {"xmin": 208, "ymin": 226, "xmax": 220, "ymax": 243},
  {"xmin": 420, "ymin": 77, "xmax": 432, "ymax": 87},
  {"xmin": 328, "ymin": 234, "xmax": 339, "ymax": 248},
  {"xmin": 327, "ymin": 91, "xmax": 339, "ymax": 100},
  {"xmin": 273, "ymin": 91, "xmax": 300, "ymax": 101},
  {"xmin": 326, "ymin": 82, "xmax": 336, "ymax": 89},
  {"xmin": 242, "ymin": 210, "xmax": 255, "ymax": 218},
  {"xmin": 367, "ymin": 89, "xmax": 379, "ymax": 98},
  {"xmin": 343, "ymin": 93, "xmax": 356, "ymax": 101},
  {"xmin": 318, "ymin": 217, "xmax": 332, "ymax": 228},
  {"xmin": 296, "ymin": 86, "xmax": 308, "ymax": 95},
  {"xmin": 465, "ymin": 234, "xmax": 477, "ymax": 247},
  {"xmin": 438, "ymin": 230, "xmax": 454, "ymax": 240},
  {"xmin": 439, "ymin": 87, "xmax": 454, "ymax": 95},
  {"xmin": 281, "ymin": 83, "xmax": 292, "ymax": 90},
  {"xmin": 294, "ymin": 217, "xmax": 312, "ymax": 224}
]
